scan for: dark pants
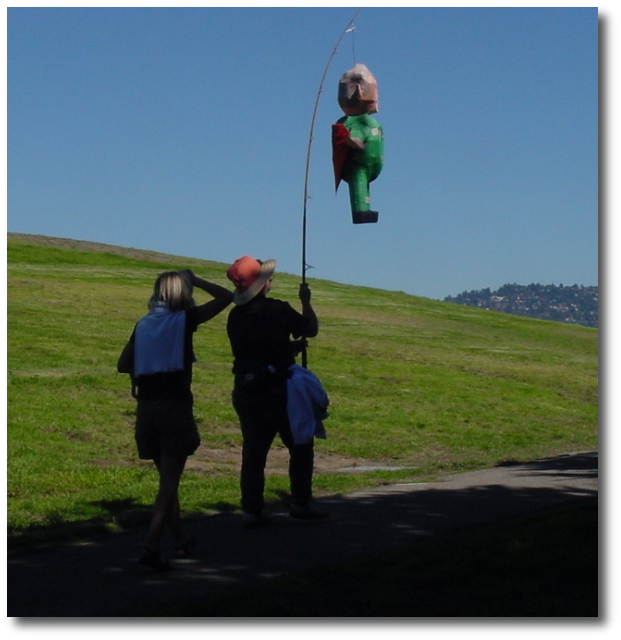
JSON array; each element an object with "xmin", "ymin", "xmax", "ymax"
[{"xmin": 232, "ymin": 383, "xmax": 314, "ymax": 514}]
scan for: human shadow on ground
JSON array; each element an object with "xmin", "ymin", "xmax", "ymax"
[{"xmin": 8, "ymin": 451, "xmax": 598, "ymax": 617}]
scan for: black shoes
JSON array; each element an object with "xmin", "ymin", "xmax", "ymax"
[
  {"xmin": 242, "ymin": 512, "xmax": 273, "ymax": 530},
  {"xmin": 243, "ymin": 502, "xmax": 328, "ymax": 528},
  {"xmin": 138, "ymin": 547, "xmax": 173, "ymax": 572},
  {"xmin": 174, "ymin": 536, "xmax": 197, "ymax": 558},
  {"xmin": 352, "ymin": 210, "xmax": 379, "ymax": 224},
  {"xmin": 289, "ymin": 502, "xmax": 329, "ymax": 520}
]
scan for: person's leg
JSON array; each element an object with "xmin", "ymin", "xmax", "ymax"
[
  {"xmin": 167, "ymin": 492, "xmax": 183, "ymax": 546},
  {"xmin": 287, "ymin": 441, "xmax": 327, "ymax": 519},
  {"xmin": 165, "ymin": 491, "xmax": 197, "ymax": 557},
  {"xmin": 145, "ymin": 455, "xmax": 187, "ymax": 551},
  {"xmin": 270, "ymin": 387, "xmax": 316, "ymax": 509},
  {"xmin": 274, "ymin": 388, "xmax": 327, "ymax": 519},
  {"xmin": 233, "ymin": 389, "xmax": 277, "ymax": 515},
  {"xmin": 279, "ymin": 423, "xmax": 315, "ymax": 507}
]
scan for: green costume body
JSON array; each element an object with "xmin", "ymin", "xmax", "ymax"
[{"xmin": 337, "ymin": 113, "xmax": 384, "ymax": 214}]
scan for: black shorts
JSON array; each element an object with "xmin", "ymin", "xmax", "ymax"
[{"xmin": 135, "ymin": 397, "xmax": 200, "ymax": 461}]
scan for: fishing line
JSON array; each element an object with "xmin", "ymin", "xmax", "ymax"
[
  {"xmin": 351, "ymin": 26, "xmax": 357, "ymax": 65},
  {"xmin": 300, "ymin": 8, "xmax": 361, "ymax": 367}
]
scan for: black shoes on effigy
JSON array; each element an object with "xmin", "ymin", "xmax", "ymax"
[{"xmin": 352, "ymin": 210, "xmax": 379, "ymax": 224}]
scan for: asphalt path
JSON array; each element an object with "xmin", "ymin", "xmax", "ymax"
[{"xmin": 8, "ymin": 450, "xmax": 598, "ymax": 618}]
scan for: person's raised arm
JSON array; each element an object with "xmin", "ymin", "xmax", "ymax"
[
  {"xmin": 299, "ymin": 282, "xmax": 318, "ymax": 338},
  {"xmin": 180, "ymin": 269, "xmax": 234, "ymax": 324}
]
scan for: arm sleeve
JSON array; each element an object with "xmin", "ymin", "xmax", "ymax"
[{"xmin": 117, "ymin": 328, "xmax": 136, "ymax": 374}]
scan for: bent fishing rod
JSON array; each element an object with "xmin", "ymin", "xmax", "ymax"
[{"xmin": 300, "ymin": 8, "xmax": 361, "ymax": 368}]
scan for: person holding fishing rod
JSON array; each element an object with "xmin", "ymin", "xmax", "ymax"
[{"xmin": 225, "ymin": 255, "xmax": 327, "ymax": 529}]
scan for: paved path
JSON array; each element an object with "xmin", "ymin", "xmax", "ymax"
[{"xmin": 8, "ymin": 451, "xmax": 598, "ymax": 618}]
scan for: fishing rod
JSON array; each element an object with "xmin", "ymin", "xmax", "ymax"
[{"xmin": 301, "ymin": 8, "xmax": 361, "ymax": 368}]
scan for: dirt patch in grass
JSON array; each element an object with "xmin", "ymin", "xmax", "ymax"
[{"xmin": 185, "ymin": 445, "xmax": 388, "ymax": 476}]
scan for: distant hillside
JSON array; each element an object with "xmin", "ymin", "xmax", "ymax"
[{"xmin": 444, "ymin": 283, "xmax": 598, "ymax": 328}]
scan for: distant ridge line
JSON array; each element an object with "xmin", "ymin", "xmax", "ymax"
[{"xmin": 7, "ymin": 232, "xmax": 227, "ymax": 267}]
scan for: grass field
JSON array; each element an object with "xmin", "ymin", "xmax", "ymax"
[{"xmin": 7, "ymin": 233, "xmax": 598, "ymax": 550}]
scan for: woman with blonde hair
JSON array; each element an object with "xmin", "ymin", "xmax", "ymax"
[{"xmin": 118, "ymin": 270, "xmax": 233, "ymax": 570}]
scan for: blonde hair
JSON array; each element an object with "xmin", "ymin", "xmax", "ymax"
[{"xmin": 148, "ymin": 272, "xmax": 195, "ymax": 312}]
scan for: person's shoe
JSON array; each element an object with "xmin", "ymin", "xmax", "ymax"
[
  {"xmin": 352, "ymin": 210, "xmax": 379, "ymax": 224},
  {"xmin": 138, "ymin": 547, "xmax": 173, "ymax": 571},
  {"xmin": 289, "ymin": 502, "xmax": 328, "ymax": 520},
  {"xmin": 242, "ymin": 512, "xmax": 273, "ymax": 530},
  {"xmin": 174, "ymin": 536, "xmax": 197, "ymax": 559}
]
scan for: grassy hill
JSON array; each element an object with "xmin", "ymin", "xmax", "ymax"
[{"xmin": 7, "ymin": 233, "xmax": 598, "ymax": 546}]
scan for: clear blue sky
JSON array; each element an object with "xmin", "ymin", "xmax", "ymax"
[{"xmin": 7, "ymin": 5, "xmax": 599, "ymax": 299}]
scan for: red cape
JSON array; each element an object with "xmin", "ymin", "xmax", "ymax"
[{"xmin": 331, "ymin": 123, "xmax": 351, "ymax": 191}]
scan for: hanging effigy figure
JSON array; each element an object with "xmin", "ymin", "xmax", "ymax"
[{"xmin": 332, "ymin": 63, "xmax": 384, "ymax": 224}]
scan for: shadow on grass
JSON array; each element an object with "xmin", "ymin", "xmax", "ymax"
[
  {"xmin": 8, "ymin": 452, "xmax": 598, "ymax": 617},
  {"xmin": 8, "ymin": 453, "xmax": 598, "ymax": 553},
  {"xmin": 8, "ymin": 495, "xmax": 284, "ymax": 553}
]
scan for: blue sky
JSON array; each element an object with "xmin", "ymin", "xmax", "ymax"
[{"xmin": 7, "ymin": 5, "xmax": 599, "ymax": 300}]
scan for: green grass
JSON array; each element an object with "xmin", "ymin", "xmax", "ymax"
[{"xmin": 7, "ymin": 233, "xmax": 598, "ymax": 548}]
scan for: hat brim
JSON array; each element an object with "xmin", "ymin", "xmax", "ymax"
[{"xmin": 232, "ymin": 259, "xmax": 277, "ymax": 305}]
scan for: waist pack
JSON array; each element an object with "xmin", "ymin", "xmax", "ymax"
[{"xmin": 234, "ymin": 362, "xmax": 284, "ymax": 392}]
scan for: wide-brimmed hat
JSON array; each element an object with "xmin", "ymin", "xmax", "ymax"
[{"xmin": 226, "ymin": 256, "xmax": 277, "ymax": 305}]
